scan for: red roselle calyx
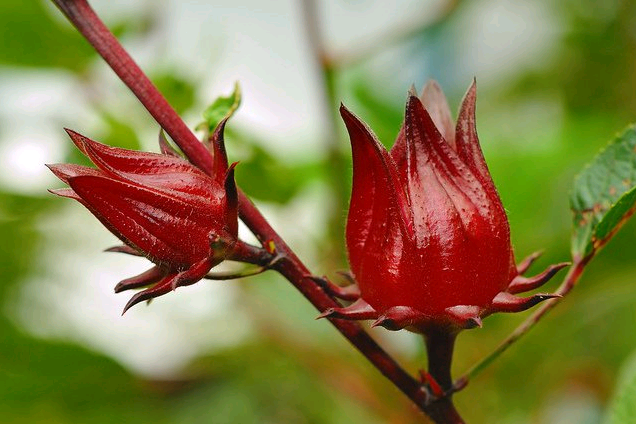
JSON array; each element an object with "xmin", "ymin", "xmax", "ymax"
[
  {"xmin": 322, "ymin": 80, "xmax": 568, "ymax": 334},
  {"xmin": 48, "ymin": 122, "xmax": 239, "ymax": 313}
]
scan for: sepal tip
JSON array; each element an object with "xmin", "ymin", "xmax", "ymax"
[{"xmin": 508, "ymin": 262, "xmax": 570, "ymax": 294}]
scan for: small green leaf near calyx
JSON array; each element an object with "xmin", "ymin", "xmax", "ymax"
[
  {"xmin": 198, "ymin": 82, "xmax": 242, "ymax": 134},
  {"xmin": 570, "ymin": 124, "xmax": 636, "ymax": 260}
]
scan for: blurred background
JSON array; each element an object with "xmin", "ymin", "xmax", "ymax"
[{"xmin": 1, "ymin": 0, "xmax": 636, "ymax": 422}]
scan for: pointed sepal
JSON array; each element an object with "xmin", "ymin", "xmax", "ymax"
[
  {"xmin": 445, "ymin": 305, "xmax": 483, "ymax": 329},
  {"xmin": 454, "ymin": 79, "xmax": 491, "ymax": 187},
  {"xmin": 171, "ymin": 257, "xmax": 216, "ymax": 290},
  {"xmin": 64, "ymin": 128, "xmax": 205, "ymax": 181},
  {"xmin": 209, "ymin": 117, "xmax": 230, "ymax": 184},
  {"xmin": 507, "ymin": 262, "xmax": 569, "ymax": 294},
  {"xmin": 516, "ymin": 250, "xmax": 543, "ymax": 275},
  {"xmin": 420, "ymin": 80, "xmax": 455, "ymax": 149},
  {"xmin": 489, "ymin": 291, "xmax": 561, "ymax": 314},
  {"xmin": 122, "ymin": 273, "xmax": 178, "ymax": 314},
  {"xmin": 47, "ymin": 163, "xmax": 101, "ymax": 183},
  {"xmin": 105, "ymin": 245, "xmax": 143, "ymax": 256},
  {"xmin": 158, "ymin": 130, "xmax": 181, "ymax": 157},
  {"xmin": 306, "ymin": 276, "xmax": 360, "ymax": 302},
  {"xmin": 371, "ymin": 306, "xmax": 430, "ymax": 331},
  {"xmin": 48, "ymin": 187, "xmax": 81, "ymax": 201},
  {"xmin": 224, "ymin": 162, "xmax": 239, "ymax": 235},
  {"xmin": 114, "ymin": 266, "xmax": 166, "ymax": 293},
  {"xmin": 316, "ymin": 298, "xmax": 378, "ymax": 321}
]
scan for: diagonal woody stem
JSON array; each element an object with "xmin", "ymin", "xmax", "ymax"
[{"xmin": 49, "ymin": 0, "xmax": 452, "ymax": 421}]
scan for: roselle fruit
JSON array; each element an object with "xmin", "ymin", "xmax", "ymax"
[
  {"xmin": 322, "ymin": 80, "xmax": 568, "ymax": 334},
  {"xmin": 48, "ymin": 123, "xmax": 238, "ymax": 313}
]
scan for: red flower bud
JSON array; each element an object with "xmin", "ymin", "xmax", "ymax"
[
  {"xmin": 48, "ymin": 123, "xmax": 238, "ymax": 313},
  {"xmin": 322, "ymin": 80, "xmax": 568, "ymax": 333}
]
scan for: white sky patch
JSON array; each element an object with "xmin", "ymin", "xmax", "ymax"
[
  {"xmin": 12, "ymin": 204, "xmax": 254, "ymax": 378},
  {"xmin": 0, "ymin": 68, "xmax": 94, "ymax": 194},
  {"xmin": 0, "ymin": 131, "xmax": 58, "ymax": 193},
  {"xmin": 452, "ymin": 0, "xmax": 561, "ymax": 86}
]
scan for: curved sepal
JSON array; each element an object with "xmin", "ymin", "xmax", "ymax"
[
  {"xmin": 65, "ymin": 128, "xmax": 205, "ymax": 179},
  {"xmin": 420, "ymin": 80, "xmax": 455, "ymax": 149},
  {"xmin": 507, "ymin": 262, "xmax": 569, "ymax": 294},
  {"xmin": 445, "ymin": 305, "xmax": 483, "ymax": 329},
  {"xmin": 171, "ymin": 257, "xmax": 216, "ymax": 290},
  {"xmin": 105, "ymin": 245, "xmax": 143, "ymax": 256},
  {"xmin": 48, "ymin": 188, "xmax": 81, "ymax": 201},
  {"xmin": 122, "ymin": 273, "xmax": 177, "ymax": 314},
  {"xmin": 316, "ymin": 298, "xmax": 378, "ymax": 321},
  {"xmin": 306, "ymin": 276, "xmax": 360, "ymax": 302},
  {"xmin": 114, "ymin": 266, "xmax": 166, "ymax": 293},
  {"xmin": 371, "ymin": 306, "xmax": 430, "ymax": 331},
  {"xmin": 122, "ymin": 258, "xmax": 215, "ymax": 314},
  {"xmin": 516, "ymin": 250, "xmax": 544, "ymax": 275},
  {"xmin": 224, "ymin": 162, "xmax": 239, "ymax": 235},
  {"xmin": 47, "ymin": 163, "xmax": 102, "ymax": 183},
  {"xmin": 209, "ymin": 117, "xmax": 230, "ymax": 184},
  {"xmin": 488, "ymin": 291, "xmax": 560, "ymax": 314},
  {"xmin": 158, "ymin": 130, "xmax": 181, "ymax": 157}
]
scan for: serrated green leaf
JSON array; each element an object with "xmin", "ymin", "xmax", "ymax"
[
  {"xmin": 200, "ymin": 83, "xmax": 241, "ymax": 133},
  {"xmin": 571, "ymin": 125, "xmax": 636, "ymax": 260}
]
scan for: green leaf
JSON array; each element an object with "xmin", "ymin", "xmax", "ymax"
[
  {"xmin": 200, "ymin": 83, "xmax": 242, "ymax": 133},
  {"xmin": 0, "ymin": 1, "xmax": 93, "ymax": 70},
  {"xmin": 234, "ymin": 144, "xmax": 322, "ymax": 204},
  {"xmin": 226, "ymin": 128, "xmax": 322, "ymax": 204},
  {"xmin": 604, "ymin": 351, "xmax": 636, "ymax": 424},
  {"xmin": 152, "ymin": 71, "xmax": 196, "ymax": 114},
  {"xmin": 571, "ymin": 125, "xmax": 636, "ymax": 260}
]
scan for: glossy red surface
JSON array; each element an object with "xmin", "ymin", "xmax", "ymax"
[
  {"xmin": 342, "ymin": 81, "xmax": 515, "ymax": 326},
  {"xmin": 48, "ymin": 128, "xmax": 238, "ymax": 311}
]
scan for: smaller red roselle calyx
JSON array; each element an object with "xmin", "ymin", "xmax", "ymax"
[
  {"xmin": 47, "ymin": 122, "xmax": 239, "ymax": 313},
  {"xmin": 322, "ymin": 80, "xmax": 568, "ymax": 333}
]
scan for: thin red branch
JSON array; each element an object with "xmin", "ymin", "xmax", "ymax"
[{"xmin": 50, "ymin": 0, "xmax": 443, "ymax": 420}]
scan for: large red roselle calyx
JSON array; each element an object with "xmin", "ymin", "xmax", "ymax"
[
  {"xmin": 47, "ymin": 122, "xmax": 239, "ymax": 313},
  {"xmin": 322, "ymin": 80, "xmax": 568, "ymax": 333}
]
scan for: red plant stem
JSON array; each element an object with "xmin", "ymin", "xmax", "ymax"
[
  {"xmin": 49, "ymin": 0, "xmax": 457, "ymax": 421},
  {"xmin": 424, "ymin": 331, "xmax": 464, "ymax": 424}
]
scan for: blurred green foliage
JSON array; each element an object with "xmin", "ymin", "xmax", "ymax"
[{"xmin": 2, "ymin": 1, "xmax": 636, "ymax": 423}]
